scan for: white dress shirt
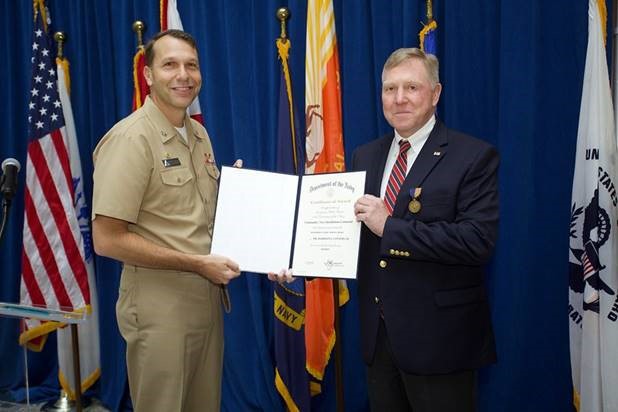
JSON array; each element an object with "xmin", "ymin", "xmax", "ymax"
[{"xmin": 380, "ymin": 115, "xmax": 436, "ymax": 199}]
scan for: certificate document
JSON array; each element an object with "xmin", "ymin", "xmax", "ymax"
[{"xmin": 210, "ymin": 167, "xmax": 366, "ymax": 279}]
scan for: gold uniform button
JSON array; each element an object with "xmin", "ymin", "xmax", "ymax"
[
  {"xmin": 404, "ymin": 251, "xmax": 410, "ymax": 257},
  {"xmin": 374, "ymin": 296, "xmax": 380, "ymax": 304},
  {"xmin": 389, "ymin": 249, "xmax": 395, "ymax": 255},
  {"xmin": 379, "ymin": 260, "xmax": 387, "ymax": 268}
]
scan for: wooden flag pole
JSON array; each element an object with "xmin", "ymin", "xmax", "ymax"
[
  {"xmin": 43, "ymin": 31, "xmax": 83, "ymax": 412},
  {"xmin": 333, "ymin": 280, "xmax": 345, "ymax": 412},
  {"xmin": 70, "ymin": 324, "xmax": 83, "ymax": 412}
]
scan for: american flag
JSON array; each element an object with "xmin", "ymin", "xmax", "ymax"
[{"xmin": 20, "ymin": 4, "xmax": 90, "ymax": 347}]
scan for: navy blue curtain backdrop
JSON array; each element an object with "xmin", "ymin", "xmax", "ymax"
[{"xmin": 0, "ymin": 0, "xmax": 587, "ymax": 411}]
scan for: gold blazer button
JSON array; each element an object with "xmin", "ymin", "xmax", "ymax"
[{"xmin": 379, "ymin": 260, "xmax": 387, "ymax": 268}]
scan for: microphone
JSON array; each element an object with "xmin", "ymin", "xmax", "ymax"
[{"xmin": 1, "ymin": 158, "xmax": 21, "ymax": 203}]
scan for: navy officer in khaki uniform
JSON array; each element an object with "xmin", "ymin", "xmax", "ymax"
[{"xmin": 92, "ymin": 30, "xmax": 240, "ymax": 412}]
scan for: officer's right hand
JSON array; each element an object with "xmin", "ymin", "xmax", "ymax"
[{"xmin": 194, "ymin": 254, "xmax": 241, "ymax": 284}]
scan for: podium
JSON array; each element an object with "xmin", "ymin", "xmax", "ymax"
[{"xmin": 0, "ymin": 302, "xmax": 87, "ymax": 411}]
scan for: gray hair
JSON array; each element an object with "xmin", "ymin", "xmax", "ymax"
[{"xmin": 382, "ymin": 47, "xmax": 439, "ymax": 85}]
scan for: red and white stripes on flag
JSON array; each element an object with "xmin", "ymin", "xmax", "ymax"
[
  {"xmin": 581, "ymin": 252, "xmax": 594, "ymax": 277},
  {"xmin": 19, "ymin": 1, "xmax": 91, "ymax": 350},
  {"xmin": 160, "ymin": 0, "xmax": 204, "ymax": 124}
]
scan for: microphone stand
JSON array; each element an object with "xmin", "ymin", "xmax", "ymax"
[
  {"xmin": 0, "ymin": 175, "xmax": 9, "ymax": 246},
  {"xmin": 0, "ymin": 202, "xmax": 8, "ymax": 246}
]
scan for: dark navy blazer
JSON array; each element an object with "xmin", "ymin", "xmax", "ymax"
[{"xmin": 351, "ymin": 120, "xmax": 499, "ymax": 374}]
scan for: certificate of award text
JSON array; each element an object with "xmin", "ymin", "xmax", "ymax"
[{"xmin": 210, "ymin": 167, "xmax": 366, "ymax": 279}]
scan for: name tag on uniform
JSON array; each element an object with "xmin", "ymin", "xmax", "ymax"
[{"xmin": 162, "ymin": 158, "xmax": 181, "ymax": 168}]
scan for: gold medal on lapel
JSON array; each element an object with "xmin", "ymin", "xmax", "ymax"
[
  {"xmin": 408, "ymin": 187, "xmax": 422, "ymax": 214},
  {"xmin": 408, "ymin": 199, "xmax": 421, "ymax": 213}
]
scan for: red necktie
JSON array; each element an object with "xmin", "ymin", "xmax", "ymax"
[{"xmin": 384, "ymin": 139, "xmax": 411, "ymax": 215}]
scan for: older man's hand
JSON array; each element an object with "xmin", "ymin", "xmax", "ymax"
[{"xmin": 354, "ymin": 194, "xmax": 389, "ymax": 237}]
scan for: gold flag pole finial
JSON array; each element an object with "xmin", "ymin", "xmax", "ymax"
[
  {"xmin": 33, "ymin": 0, "xmax": 48, "ymax": 30},
  {"xmin": 132, "ymin": 20, "xmax": 146, "ymax": 49},
  {"xmin": 276, "ymin": 7, "xmax": 290, "ymax": 40},
  {"xmin": 54, "ymin": 31, "xmax": 66, "ymax": 59},
  {"xmin": 426, "ymin": 0, "xmax": 433, "ymax": 22}
]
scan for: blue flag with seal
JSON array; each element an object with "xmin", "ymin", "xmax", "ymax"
[
  {"xmin": 419, "ymin": 0, "xmax": 437, "ymax": 55},
  {"xmin": 273, "ymin": 23, "xmax": 311, "ymax": 412}
]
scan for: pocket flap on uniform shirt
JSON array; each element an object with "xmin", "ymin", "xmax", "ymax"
[
  {"xmin": 205, "ymin": 164, "xmax": 220, "ymax": 180},
  {"xmin": 434, "ymin": 285, "xmax": 486, "ymax": 307},
  {"xmin": 160, "ymin": 167, "xmax": 193, "ymax": 186}
]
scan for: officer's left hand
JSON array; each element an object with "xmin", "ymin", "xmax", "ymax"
[{"xmin": 267, "ymin": 268, "xmax": 295, "ymax": 284}]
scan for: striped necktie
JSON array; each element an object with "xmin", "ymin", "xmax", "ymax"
[{"xmin": 384, "ymin": 139, "xmax": 411, "ymax": 215}]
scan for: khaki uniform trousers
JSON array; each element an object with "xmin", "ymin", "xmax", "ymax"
[{"xmin": 117, "ymin": 266, "xmax": 223, "ymax": 412}]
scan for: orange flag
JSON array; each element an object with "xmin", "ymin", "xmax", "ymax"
[{"xmin": 304, "ymin": 0, "xmax": 349, "ymax": 387}]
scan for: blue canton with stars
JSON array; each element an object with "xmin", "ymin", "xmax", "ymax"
[{"xmin": 28, "ymin": 11, "xmax": 64, "ymax": 141}]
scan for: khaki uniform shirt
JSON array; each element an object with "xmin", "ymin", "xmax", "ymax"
[{"xmin": 92, "ymin": 96, "xmax": 219, "ymax": 255}]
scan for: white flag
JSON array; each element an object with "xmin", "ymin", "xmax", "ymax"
[
  {"xmin": 568, "ymin": 1, "xmax": 618, "ymax": 411},
  {"xmin": 56, "ymin": 58, "xmax": 101, "ymax": 398}
]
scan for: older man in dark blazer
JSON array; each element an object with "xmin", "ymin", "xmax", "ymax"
[{"xmin": 352, "ymin": 47, "xmax": 499, "ymax": 412}]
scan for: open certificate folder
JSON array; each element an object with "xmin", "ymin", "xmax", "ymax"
[{"xmin": 210, "ymin": 167, "xmax": 366, "ymax": 279}]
